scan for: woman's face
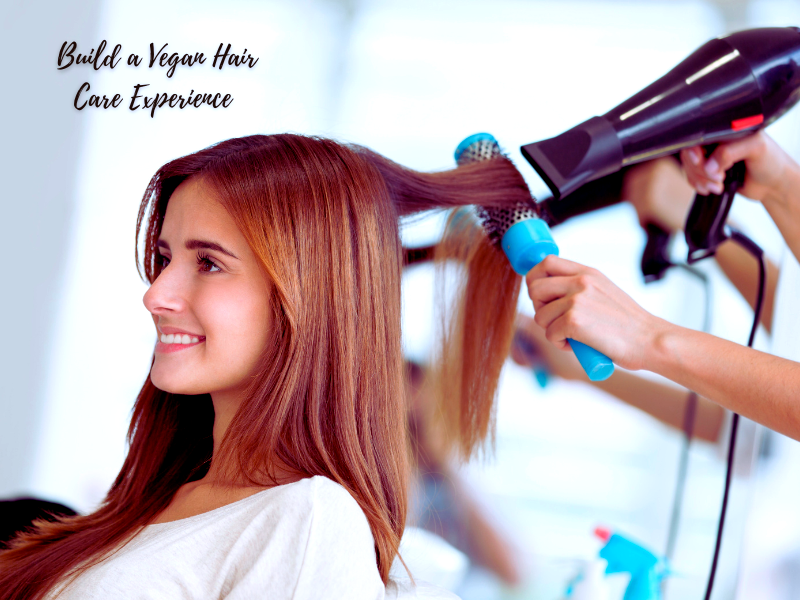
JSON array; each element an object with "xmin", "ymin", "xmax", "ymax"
[{"xmin": 143, "ymin": 177, "xmax": 273, "ymax": 397}]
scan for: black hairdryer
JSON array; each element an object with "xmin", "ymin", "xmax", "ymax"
[{"xmin": 523, "ymin": 27, "xmax": 800, "ymax": 276}]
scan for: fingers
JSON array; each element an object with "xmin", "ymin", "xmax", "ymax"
[
  {"xmin": 681, "ymin": 146, "xmax": 723, "ymax": 196},
  {"xmin": 544, "ymin": 313, "xmax": 575, "ymax": 352},
  {"xmin": 525, "ymin": 260, "xmax": 596, "ymax": 352},
  {"xmin": 681, "ymin": 132, "xmax": 768, "ymax": 197},
  {"xmin": 532, "ymin": 293, "xmax": 574, "ymax": 332},
  {"xmin": 524, "ymin": 258, "xmax": 640, "ymax": 359},
  {"xmin": 522, "ymin": 256, "xmax": 659, "ymax": 371},
  {"xmin": 526, "ymin": 270, "xmax": 589, "ymax": 312},
  {"xmin": 525, "ymin": 254, "xmax": 589, "ymax": 284},
  {"xmin": 524, "ymin": 300, "xmax": 577, "ymax": 352}
]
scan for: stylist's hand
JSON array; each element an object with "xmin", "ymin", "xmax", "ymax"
[
  {"xmin": 526, "ymin": 255, "xmax": 663, "ymax": 371},
  {"xmin": 623, "ymin": 157, "xmax": 696, "ymax": 233},
  {"xmin": 681, "ymin": 131, "xmax": 795, "ymax": 204}
]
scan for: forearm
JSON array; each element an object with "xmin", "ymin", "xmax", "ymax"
[
  {"xmin": 714, "ymin": 239, "xmax": 778, "ymax": 333},
  {"xmin": 763, "ymin": 165, "xmax": 800, "ymax": 265},
  {"xmin": 592, "ymin": 370, "xmax": 724, "ymax": 442},
  {"xmin": 646, "ymin": 319, "xmax": 800, "ymax": 440}
]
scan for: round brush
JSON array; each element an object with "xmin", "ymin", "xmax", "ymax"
[{"xmin": 454, "ymin": 133, "xmax": 614, "ymax": 382}]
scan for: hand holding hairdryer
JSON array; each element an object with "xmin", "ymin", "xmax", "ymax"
[
  {"xmin": 526, "ymin": 27, "xmax": 800, "ymax": 273},
  {"xmin": 627, "ymin": 132, "xmax": 798, "ymax": 271},
  {"xmin": 681, "ymin": 131, "xmax": 799, "ymax": 205}
]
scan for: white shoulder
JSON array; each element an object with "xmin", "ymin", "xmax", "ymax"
[
  {"xmin": 289, "ymin": 476, "xmax": 384, "ymax": 599},
  {"xmin": 304, "ymin": 476, "xmax": 376, "ymax": 551},
  {"xmin": 308, "ymin": 476, "xmax": 369, "ymax": 520},
  {"xmin": 300, "ymin": 479, "xmax": 463, "ymax": 600},
  {"xmin": 309, "ymin": 474, "xmax": 362, "ymax": 503}
]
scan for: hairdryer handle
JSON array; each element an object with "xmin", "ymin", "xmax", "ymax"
[
  {"xmin": 501, "ymin": 220, "xmax": 615, "ymax": 382},
  {"xmin": 685, "ymin": 160, "xmax": 746, "ymax": 263},
  {"xmin": 641, "ymin": 223, "xmax": 673, "ymax": 283}
]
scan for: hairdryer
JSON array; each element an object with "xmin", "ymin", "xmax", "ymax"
[{"xmin": 523, "ymin": 27, "xmax": 800, "ymax": 272}]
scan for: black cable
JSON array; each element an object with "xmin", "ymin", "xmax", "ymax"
[{"xmin": 703, "ymin": 228, "xmax": 765, "ymax": 600}]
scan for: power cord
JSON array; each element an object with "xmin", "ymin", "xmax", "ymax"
[
  {"xmin": 702, "ymin": 227, "xmax": 766, "ymax": 600},
  {"xmin": 643, "ymin": 224, "xmax": 765, "ymax": 599}
]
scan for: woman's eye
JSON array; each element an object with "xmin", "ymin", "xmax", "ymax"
[
  {"xmin": 197, "ymin": 253, "xmax": 221, "ymax": 273},
  {"xmin": 157, "ymin": 255, "xmax": 171, "ymax": 268}
]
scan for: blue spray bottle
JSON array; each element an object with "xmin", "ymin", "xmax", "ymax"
[
  {"xmin": 593, "ymin": 527, "xmax": 668, "ymax": 600},
  {"xmin": 454, "ymin": 133, "xmax": 614, "ymax": 382}
]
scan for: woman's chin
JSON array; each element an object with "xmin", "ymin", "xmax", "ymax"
[{"xmin": 150, "ymin": 369, "xmax": 206, "ymax": 395}]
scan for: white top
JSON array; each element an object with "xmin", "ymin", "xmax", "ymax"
[{"xmin": 47, "ymin": 476, "xmax": 458, "ymax": 600}]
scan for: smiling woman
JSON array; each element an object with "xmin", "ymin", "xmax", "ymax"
[
  {"xmin": 145, "ymin": 179, "xmax": 273, "ymax": 402},
  {"xmin": 0, "ymin": 133, "xmax": 533, "ymax": 600}
]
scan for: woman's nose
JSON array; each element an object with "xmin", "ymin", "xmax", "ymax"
[{"xmin": 143, "ymin": 263, "xmax": 187, "ymax": 315}]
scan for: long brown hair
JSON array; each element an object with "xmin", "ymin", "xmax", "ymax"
[{"xmin": 0, "ymin": 134, "xmax": 535, "ymax": 599}]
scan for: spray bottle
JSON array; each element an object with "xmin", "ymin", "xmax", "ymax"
[
  {"xmin": 594, "ymin": 527, "xmax": 667, "ymax": 600},
  {"xmin": 564, "ymin": 527, "xmax": 667, "ymax": 600}
]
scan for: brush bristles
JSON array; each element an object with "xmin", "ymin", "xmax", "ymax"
[
  {"xmin": 456, "ymin": 138, "xmax": 503, "ymax": 164},
  {"xmin": 476, "ymin": 203, "xmax": 539, "ymax": 245},
  {"xmin": 456, "ymin": 137, "xmax": 538, "ymax": 245}
]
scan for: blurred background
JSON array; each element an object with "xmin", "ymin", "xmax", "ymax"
[{"xmin": 3, "ymin": 0, "xmax": 800, "ymax": 598}]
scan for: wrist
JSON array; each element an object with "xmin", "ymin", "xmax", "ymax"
[
  {"xmin": 641, "ymin": 317, "xmax": 684, "ymax": 376},
  {"xmin": 762, "ymin": 157, "xmax": 800, "ymax": 210}
]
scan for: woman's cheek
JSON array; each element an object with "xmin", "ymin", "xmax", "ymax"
[{"xmin": 202, "ymin": 283, "xmax": 271, "ymax": 369}]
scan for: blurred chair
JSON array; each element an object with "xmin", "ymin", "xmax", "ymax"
[{"xmin": 0, "ymin": 497, "xmax": 77, "ymax": 548}]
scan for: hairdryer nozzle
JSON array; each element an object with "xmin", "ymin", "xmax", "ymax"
[{"xmin": 521, "ymin": 117, "xmax": 623, "ymax": 200}]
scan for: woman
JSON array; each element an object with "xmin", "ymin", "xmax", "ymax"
[{"xmin": 0, "ymin": 134, "xmax": 531, "ymax": 599}]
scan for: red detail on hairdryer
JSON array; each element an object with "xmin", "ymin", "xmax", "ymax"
[{"xmin": 731, "ymin": 114, "xmax": 764, "ymax": 131}]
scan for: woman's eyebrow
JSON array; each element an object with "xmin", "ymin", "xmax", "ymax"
[{"xmin": 185, "ymin": 239, "xmax": 239, "ymax": 260}]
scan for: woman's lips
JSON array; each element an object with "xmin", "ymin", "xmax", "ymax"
[
  {"xmin": 155, "ymin": 339, "xmax": 204, "ymax": 353},
  {"xmin": 155, "ymin": 328, "xmax": 205, "ymax": 354}
]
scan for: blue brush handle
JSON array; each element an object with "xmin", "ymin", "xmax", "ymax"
[{"xmin": 503, "ymin": 219, "xmax": 614, "ymax": 382}]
